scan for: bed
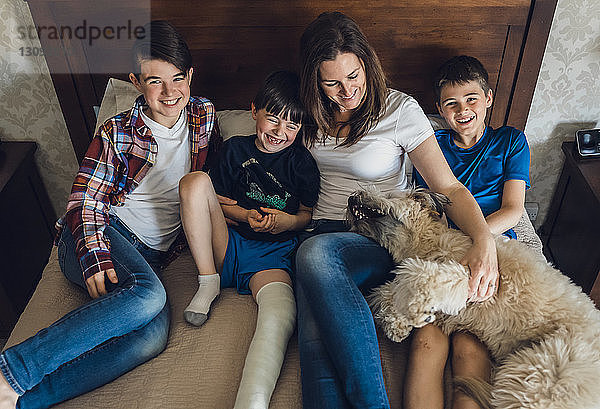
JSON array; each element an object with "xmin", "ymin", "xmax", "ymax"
[
  {"xmin": 9, "ymin": 1, "xmax": 554, "ymax": 407},
  {"xmin": 5, "ymin": 78, "xmax": 543, "ymax": 408}
]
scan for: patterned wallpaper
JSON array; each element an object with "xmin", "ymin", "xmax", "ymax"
[
  {"xmin": 0, "ymin": 0, "xmax": 78, "ymax": 217},
  {"xmin": 0, "ymin": 0, "xmax": 597, "ymax": 230},
  {"xmin": 524, "ymin": 0, "xmax": 600, "ymax": 227}
]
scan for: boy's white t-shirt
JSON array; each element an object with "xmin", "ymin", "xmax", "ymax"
[
  {"xmin": 110, "ymin": 109, "xmax": 191, "ymax": 251},
  {"xmin": 310, "ymin": 89, "xmax": 434, "ymax": 220}
]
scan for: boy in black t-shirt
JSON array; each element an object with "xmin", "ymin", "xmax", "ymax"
[{"xmin": 178, "ymin": 71, "xmax": 319, "ymax": 409}]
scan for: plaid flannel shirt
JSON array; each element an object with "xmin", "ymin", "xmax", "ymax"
[{"xmin": 56, "ymin": 94, "xmax": 221, "ymax": 280}]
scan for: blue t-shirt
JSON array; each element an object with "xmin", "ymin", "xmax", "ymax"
[{"xmin": 413, "ymin": 126, "xmax": 530, "ymax": 239}]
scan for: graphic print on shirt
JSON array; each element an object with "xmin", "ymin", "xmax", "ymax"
[{"xmin": 241, "ymin": 158, "xmax": 291, "ymax": 210}]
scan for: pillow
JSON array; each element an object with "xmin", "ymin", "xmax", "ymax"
[
  {"xmin": 427, "ymin": 114, "xmax": 449, "ymax": 131},
  {"xmin": 95, "ymin": 78, "xmax": 255, "ymax": 140},
  {"xmin": 216, "ymin": 110, "xmax": 255, "ymax": 140},
  {"xmin": 95, "ymin": 78, "xmax": 141, "ymax": 134}
]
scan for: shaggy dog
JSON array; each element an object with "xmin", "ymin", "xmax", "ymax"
[{"xmin": 346, "ymin": 188, "xmax": 600, "ymax": 409}]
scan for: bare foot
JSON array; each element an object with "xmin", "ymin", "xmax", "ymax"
[{"xmin": 0, "ymin": 374, "xmax": 18, "ymax": 409}]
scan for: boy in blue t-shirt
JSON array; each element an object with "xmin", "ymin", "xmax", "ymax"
[
  {"xmin": 413, "ymin": 56, "xmax": 530, "ymax": 239},
  {"xmin": 406, "ymin": 56, "xmax": 531, "ymax": 409},
  {"xmin": 178, "ymin": 71, "xmax": 319, "ymax": 409}
]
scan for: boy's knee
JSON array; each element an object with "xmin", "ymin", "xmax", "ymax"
[
  {"xmin": 137, "ymin": 304, "xmax": 170, "ymax": 361},
  {"xmin": 179, "ymin": 171, "xmax": 210, "ymax": 199},
  {"xmin": 150, "ymin": 286, "xmax": 168, "ymax": 316},
  {"xmin": 411, "ymin": 325, "xmax": 449, "ymax": 356},
  {"xmin": 136, "ymin": 282, "xmax": 167, "ymax": 322},
  {"xmin": 451, "ymin": 332, "xmax": 488, "ymax": 362}
]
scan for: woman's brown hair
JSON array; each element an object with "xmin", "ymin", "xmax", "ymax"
[{"xmin": 299, "ymin": 12, "xmax": 388, "ymax": 147}]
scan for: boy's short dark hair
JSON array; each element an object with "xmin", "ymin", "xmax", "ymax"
[
  {"xmin": 253, "ymin": 71, "xmax": 307, "ymax": 125},
  {"xmin": 434, "ymin": 55, "xmax": 490, "ymax": 103},
  {"xmin": 131, "ymin": 20, "xmax": 192, "ymax": 77}
]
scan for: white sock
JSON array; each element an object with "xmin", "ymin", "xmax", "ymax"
[
  {"xmin": 233, "ymin": 282, "xmax": 296, "ymax": 409},
  {"xmin": 184, "ymin": 273, "xmax": 220, "ymax": 326}
]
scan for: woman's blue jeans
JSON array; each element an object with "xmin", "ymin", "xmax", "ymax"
[
  {"xmin": 295, "ymin": 230, "xmax": 395, "ymax": 409},
  {"xmin": 0, "ymin": 217, "xmax": 170, "ymax": 409}
]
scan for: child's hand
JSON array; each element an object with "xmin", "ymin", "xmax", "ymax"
[
  {"xmin": 247, "ymin": 209, "xmax": 267, "ymax": 232},
  {"xmin": 85, "ymin": 268, "xmax": 118, "ymax": 299},
  {"xmin": 259, "ymin": 207, "xmax": 294, "ymax": 234}
]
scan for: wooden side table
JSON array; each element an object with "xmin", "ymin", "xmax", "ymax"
[
  {"xmin": 540, "ymin": 141, "xmax": 600, "ymax": 306},
  {"xmin": 0, "ymin": 142, "xmax": 57, "ymax": 337}
]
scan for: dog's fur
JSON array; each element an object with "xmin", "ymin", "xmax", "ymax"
[{"xmin": 346, "ymin": 188, "xmax": 600, "ymax": 409}]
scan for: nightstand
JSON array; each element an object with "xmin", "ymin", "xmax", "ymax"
[
  {"xmin": 540, "ymin": 141, "xmax": 600, "ymax": 306},
  {"xmin": 0, "ymin": 142, "xmax": 57, "ymax": 337}
]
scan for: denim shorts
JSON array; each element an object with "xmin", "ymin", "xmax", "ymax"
[{"xmin": 220, "ymin": 227, "xmax": 298, "ymax": 295}]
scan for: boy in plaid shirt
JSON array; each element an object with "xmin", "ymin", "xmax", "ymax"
[{"xmin": 0, "ymin": 20, "xmax": 221, "ymax": 408}]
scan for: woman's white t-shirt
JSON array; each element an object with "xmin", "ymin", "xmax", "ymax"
[{"xmin": 310, "ymin": 89, "xmax": 434, "ymax": 220}]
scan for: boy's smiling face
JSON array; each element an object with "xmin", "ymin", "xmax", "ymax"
[
  {"xmin": 252, "ymin": 104, "xmax": 301, "ymax": 153},
  {"xmin": 437, "ymin": 80, "xmax": 493, "ymax": 144},
  {"xmin": 129, "ymin": 59, "xmax": 192, "ymax": 128}
]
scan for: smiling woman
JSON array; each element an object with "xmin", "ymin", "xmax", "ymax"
[
  {"xmin": 318, "ymin": 52, "xmax": 366, "ymax": 115},
  {"xmin": 294, "ymin": 12, "xmax": 500, "ymax": 409}
]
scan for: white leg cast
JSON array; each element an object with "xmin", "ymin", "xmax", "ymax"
[{"xmin": 233, "ymin": 282, "xmax": 296, "ymax": 409}]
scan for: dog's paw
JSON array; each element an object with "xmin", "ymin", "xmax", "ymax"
[{"xmin": 375, "ymin": 312, "xmax": 413, "ymax": 343}]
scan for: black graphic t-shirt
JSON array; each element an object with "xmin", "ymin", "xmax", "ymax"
[{"xmin": 210, "ymin": 135, "xmax": 320, "ymax": 242}]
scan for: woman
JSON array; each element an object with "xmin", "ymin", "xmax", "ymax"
[{"xmin": 295, "ymin": 12, "xmax": 498, "ymax": 408}]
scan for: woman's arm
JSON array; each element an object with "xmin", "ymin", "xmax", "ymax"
[
  {"xmin": 485, "ymin": 180, "xmax": 526, "ymax": 235},
  {"xmin": 409, "ymin": 135, "xmax": 498, "ymax": 302}
]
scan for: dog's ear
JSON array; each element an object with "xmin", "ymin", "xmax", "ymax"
[{"xmin": 411, "ymin": 188, "xmax": 451, "ymax": 220}]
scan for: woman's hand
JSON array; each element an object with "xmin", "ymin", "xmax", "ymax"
[
  {"xmin": 461, "ymin": 234, "xmax": 498, "ymax": 302},
  {"xmin": 217, "ymin": 194, "xmax": 238, "ymax": 226}
]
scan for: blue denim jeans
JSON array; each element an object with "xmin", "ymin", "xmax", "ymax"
[
  {"xmin": 295, "ymin": 228, "xmax": 395, "ymax": 409},
  {"xmin": 0, "ymin": 216, "xmax": 170, "ymax": 409}
]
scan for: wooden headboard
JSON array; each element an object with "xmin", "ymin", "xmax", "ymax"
[{"xmin": 27, "ymin": 0, "xmax": 557, "ymax": 162}]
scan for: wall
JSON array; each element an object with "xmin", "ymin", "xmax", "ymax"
[
  {"xmin": 525, "ymin": 0, "xmax": 600, "ymax": 227},
  {"xmin": 0, "ymin": 0, "xmax": 78, "ymax": 217}
]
